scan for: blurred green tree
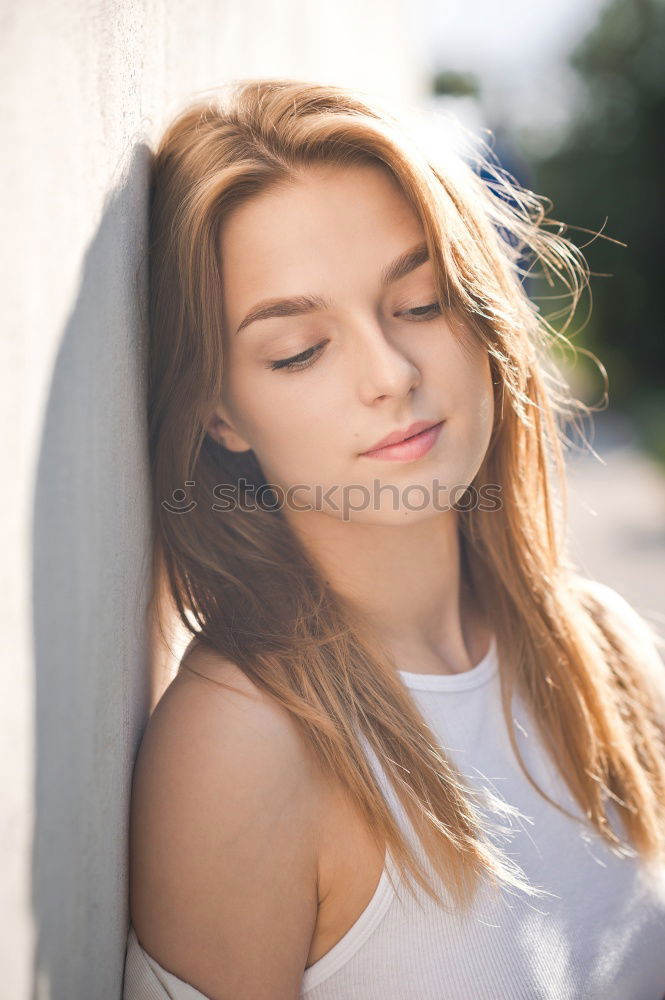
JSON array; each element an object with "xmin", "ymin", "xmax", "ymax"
[
  {"xmin": 530, "ymin": 0, "xmax": 665, "ymax": 453},
  {"xmin": 432, "ymin": 70, "xmax": 480, "ymax": 98}
]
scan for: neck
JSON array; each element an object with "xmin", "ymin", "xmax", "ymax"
[{"xmin": 284, "ymin": 506, "xmax": 490, "ymax": 676}]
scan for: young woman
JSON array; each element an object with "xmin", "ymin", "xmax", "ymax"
[{"xmin": 123, "ymin": 78, "xmax": 665, "ymax": 999}]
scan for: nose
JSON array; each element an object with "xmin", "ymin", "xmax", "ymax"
[{"xmin": 355, "ymin": 320, "xmax": 422, "ymax": 404}]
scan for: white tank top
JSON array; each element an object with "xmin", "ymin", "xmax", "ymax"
[{"xmin": 123, "ymin": 617, "xmax": 665, "ymax": 999}]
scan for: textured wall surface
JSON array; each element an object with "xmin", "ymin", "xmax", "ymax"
[{"xmin": 0, "ymin": 2, "xmax": 428, "ymax": 996}]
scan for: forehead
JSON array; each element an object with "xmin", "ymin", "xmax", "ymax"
[{"xmin": 218, "ymin": 163, "xmax": 426, "ymax": 307}]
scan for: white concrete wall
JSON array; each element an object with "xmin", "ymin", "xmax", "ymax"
[{"xmin": 0, "ymin": 2, "xmax": 429, "ymax": 997}]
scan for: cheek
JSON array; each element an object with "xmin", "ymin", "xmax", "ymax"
[
  {"xmin": 468, "ymin": 361, "xmax": 495, "ymax": 476},
  {"xmin": 228, "ymin": 372, "xmax": 334, "ymax": 482},
  {"xmin": 468, "ymin": 355, "xmax": 493, "ymax": 432},
  {"xmin": 221, "ymin": 351, "xmax": 285, "ymax": 441},
  {"xmin": 228, "ymin": 347, "xmax": 338, "ymax": 444},
  {"xmin": 445, "ymin": 339, "xmax": 494, "ymax": 455},
  {"xmin": 440, "ymin": 329, "xmax": 492, "ymax": 405},
  {"xmin": 475, "ymin": 355, "xmax": 495, "ymax": 434},
  {"xmin": 243, "ymin": 383, "xmax": 318, "ymax": 445}
]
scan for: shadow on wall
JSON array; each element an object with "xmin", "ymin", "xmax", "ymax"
[{"xmin": 30, "ymin": 140, "xmax": 156, "ymax": 1000}]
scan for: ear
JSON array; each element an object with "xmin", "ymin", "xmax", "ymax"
[{"xmin": 205, "ymin": 405, "xmax": 253, "ymax": 454}]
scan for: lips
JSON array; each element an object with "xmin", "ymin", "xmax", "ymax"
[{"xmin": 361, "ymin": 419, "xmax": 442, "ymax": 455}]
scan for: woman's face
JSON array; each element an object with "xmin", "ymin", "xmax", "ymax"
[{"xmin": 208, "ymin": 162, "xmax": 494, "ymax": 524}]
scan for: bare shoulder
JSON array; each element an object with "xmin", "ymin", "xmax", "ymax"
[
  {"xmin": 129, "ymin": 639, "xmax": 325, "ymax": 999},
  {"xmin": 578, "ymin": 578, "xmax": 664, "ymax": 659},
  {"xmin": 576, "ymin": 577, "xmax": 665, "ymax": 710}
]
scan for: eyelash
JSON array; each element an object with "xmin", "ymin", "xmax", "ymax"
[{"xmin": 267, "ymin": 302, "xmax": 443, "ymax": 372}]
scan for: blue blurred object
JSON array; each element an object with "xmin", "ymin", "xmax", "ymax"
[{"xmin": 468, "ymin": 128, "xmax": 536, "ymax": 281}]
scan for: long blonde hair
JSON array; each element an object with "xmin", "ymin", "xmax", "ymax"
[{"xmin": 145, "ymin": 76, "xmax": 665, "ymax": 911}]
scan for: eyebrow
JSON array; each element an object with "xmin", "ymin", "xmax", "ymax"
[{"xmin": 234, "ymin": 241, "xmax": 430, "ymax": 335}]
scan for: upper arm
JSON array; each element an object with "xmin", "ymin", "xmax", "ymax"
[{"xmin": 129, "ymin": 653, "xmax": 323, "ymax": 1000}]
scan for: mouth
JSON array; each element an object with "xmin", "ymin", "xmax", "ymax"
[{"xmin": 359, "ymin": 420, "xmax": 445, "ymax": 462}]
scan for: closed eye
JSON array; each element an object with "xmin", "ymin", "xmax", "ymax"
[
  {"xmin": 267, "ymin": 340, "xmax": 328, "ymax": 372},
  {"xmin": 404, "ymin": 302, "xmax": 442, "ymax": 320},
  {"xmin": 267, "ymin": 302, "xmax": 442, "ymax": 373}
]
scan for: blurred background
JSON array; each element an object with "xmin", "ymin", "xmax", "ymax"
[
  {"xmin": 415, "ymin": 0, "xmax": 665, "ymax": 625},
  {"xmin": 1, "ymin": 0, "xmax": 663, "ymax": 996},
  {"xmin": 415, "ymin": 0, "xmax": 665, "ymax": 624}
]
